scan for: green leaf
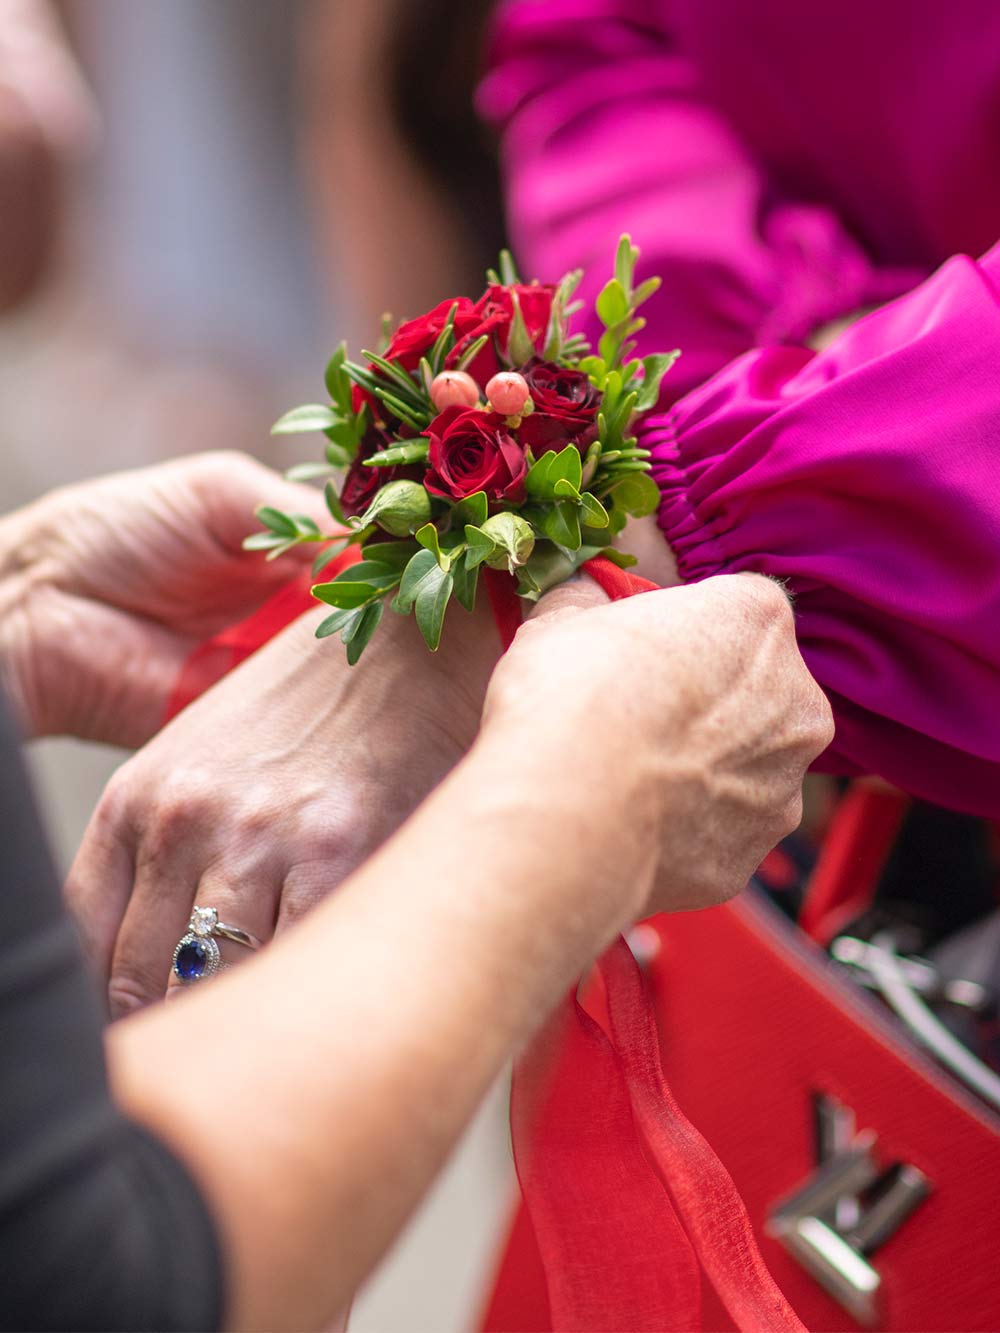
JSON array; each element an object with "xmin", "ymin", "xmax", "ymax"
[
  {"xmin": 525, "ymin": 450, "xmax": 558, "ymax": 499},
  {"xmin": 271, "ymin": 404, "xmax": 338, "ymax": 435},
  {"xmin": 580, "ymin": 491, "xmax": 610, "ymax": 528},
  {"xmin": 264, "ymin": 539, "xmax": 300, "ymax": 561},
  {"xmin": 578, "ymin": 355, "xmax": 606, "ymax": 383},
  {"xmin": 325, "ymin": 343, "xmax": 353, "ymax": 410},
  {"xmin": 634, "ymin": 351, "xmax": 681, "ymax": 412},
  {"xmin": 506, "ymin": 290, "xmax": 535, "ymax": 364},
  {"xmin": 428, "ymin": 302, "xmax": 460, "ymax": 374},
  {"xmin": 596, "ymin": 278, "xmax": 629, "ymax": 328},
  {"xmin": 243, "ymin": 531, "xmax": 293, "ymax": 551},
  {"xmin": 324, "ymin": 481, "xmax": 346, "ymax": 525},
  {"xmin": 324, "ymin": 428, "xmax": 359, "ymax": 458},
  {"xmin": 360, "ymin": 350, "xmax": 428, "ymax": 405},
  {"xmin": 345, "ymin": 599, "xmax": 385, "ymax": 665},
  {"xmin": 360, "ymin": 540, "xmax": 420, "ymax": 570},
  {"xmin": 521, "ymin": 545, "xmax": 576, "ymax": 596},
  {"xmin": 415, "ymin": 522, "xmax": 451, "ymax": 570},
  {"xmin": 311, "ymin": 580, "xmax": 383, "ymax": 609},
  {"xmin": 453, "ymin": 334, "xmax": 490, "ymax": 374},
  {"xmin": 614, "ymin": 233, "xmax": 637, "ymax": 293},
  {"xmin": 362, "ymin": 437, "xmax": 430, "ymax": 466},
  {"xmin": 498, "ymin": 249, "xmax": 521, "ymax": 286},
  {"xmin": 450, "ymin": 490, "xmax": 488, "ymax": 530},
  {"xmin": 599, "ymin": 325, "xmax": 623, "ymax": 366},
  {"xmin": 285, "ymin": 461, "xmax": 338, "ymax": 483},
  {"xmin": 600, "ymin": 547, "xmax": 639, "ymax": 569},
  {"xmin": 451, "ymin": 553, "xmax": 480, "ymax": 612},
  {"xmin": 316, "ymin": 607, "xmax": 359, "ymax": 639},
  {"xmin": 553, "ymin": 477, "xmax": 581, "ymax": 501},
  {"xmin": 608, "ymin": 389, "xmax": 639, "ymax": 436},
  {"xmin": 256, "ymin": 506, "xmax": 297, "ymax": 537},
  {"xmin": 464, "ymin": 524, "xmax": 497, "ymax": 570},
  {"xmin": 291, "ymin": 513, "xmax": 321, "ymax": 536},
  {"xmin": 556, "ymin": 265, "xmax": 584, "ymax": 305},
  {"xmin": 539, "ymin": 501, "xmax": 581, "ymax": 550},
  {"xmin": 604, "ymin": 471, "xmax": 660, "ymax": 518},
  {"xmin": 378, "ymin": 391, "xmax": 430, "ymax": 431},
  {"xmin": 415, "ymin": 564, "xmax": 454, "ymax": 652},
  {"xmin": 632, "ymin": 276, "xmax": 661, "ymax": 308},
  {"xmin": 312, "ymin": 539, "xmax": 350, "ymax": 577},
  {"xmin": 395, "ymin": 549, "xmax": 441, "ymax": 611},
  {"xmin": 343, "ymin": 560, "xmax": 403, "ymax": 587},
  {"xmin": 312, "ymin": 560, "xmax": 401, "ymax": 610},
  {"xmin": 549, "ymin": 445, "xmax": 583, "ymax": 492},
  {"xmin": 542, "ymin": 282, "xmax": 568, "ymax": 362}
]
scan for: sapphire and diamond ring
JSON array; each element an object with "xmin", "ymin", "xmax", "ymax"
[{"xmin": 172, "ymin": 905, "xmax": 262, "ymax": 984}]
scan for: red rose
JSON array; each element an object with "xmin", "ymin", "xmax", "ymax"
[
  {"xmin": 425, "ymin": 406, "xmax": 528, "ymax": 503},
  {"xmin": 341, "ymin": 425, "xmax": 420, "ymax": 517},
  {"xmin": 471, "ymin": 283, "xmax": 555, "ymax": 365},
  {"xmin": 353, "ymin": 298, "xmax": 507, "ymax": 416},
  {"xmin": 387, "ymin": 298, "xmax": 486, "ymax": 371},
  {"xmin": 518, "ymin": 358, "xmax": 601, "ymax": 449}
]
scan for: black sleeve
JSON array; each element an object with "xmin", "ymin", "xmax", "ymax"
[{"xmin": 0, "ymin": 697, "xmax": 224, "ymax": 1332}]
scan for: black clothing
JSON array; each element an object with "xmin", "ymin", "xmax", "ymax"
[{"xmin": 0, "ymin": 699, "xmax": 223, "ymax": 1331}]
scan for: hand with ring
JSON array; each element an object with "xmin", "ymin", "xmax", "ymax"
[{"xmin": 67, "ymin": 584, "xmax": 502, "ymax": 1016}]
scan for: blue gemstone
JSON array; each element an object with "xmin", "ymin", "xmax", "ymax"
[{"xmin": 174, "ymin": 939, "xmax": 209, "ymax": 981}]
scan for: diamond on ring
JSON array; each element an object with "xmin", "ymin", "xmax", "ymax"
[{"xmin": 172, "ymin": 905, "xmax": 261, "ymax": 985}]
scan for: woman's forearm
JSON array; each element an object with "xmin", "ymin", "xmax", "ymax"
[{"xmin": 106, "ymin": 720, "xmax": 656, "ymax": 1333}]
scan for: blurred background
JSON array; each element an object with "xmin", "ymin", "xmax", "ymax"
[{"xmin": 2, "ymin": 1, "xmax": 511, "ymax": 1327}]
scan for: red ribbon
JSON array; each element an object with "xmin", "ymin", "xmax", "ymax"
[{"xmin": 169, "ymin": 554, "xmax": 804, "ymax": 1331}]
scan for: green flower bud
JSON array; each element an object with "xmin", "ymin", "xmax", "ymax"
[
  {"xmin": 363, "ymin": 479, "xmax": 432, "ymax": 537},
  {"xmin": 481, "ymin": 512, "xmax": 535, "ymax": 572}
]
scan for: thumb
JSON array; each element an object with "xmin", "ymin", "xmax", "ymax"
[
  {"xmin": 525, "ymin": 573, "xmax": 610, "ymax": 625},
  {"xmin": 188, "ymin": 452, "xmax": 340, "ymax": 555}
]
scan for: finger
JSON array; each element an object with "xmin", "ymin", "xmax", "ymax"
[
  {"xmin": 187, "ymin": 451, "xmax": 338, "ymax": 555},
  {"xmin": 275, "ymin": 860, "xmax": 341, "ymax": 937},
  {"xmin": 64, "ymin": 792, "xmax": 136, "ymax": 990},
  {"xmin": 166, "ymin": 870, "xmax": 279, "ymax": 994},
  {"xmin": 524, "ymin": 576, "xmax": 609, "ymax": 624},
  {"xmin": 108, "ymin": 824, "xmax": 204, "ymax": 1018}
]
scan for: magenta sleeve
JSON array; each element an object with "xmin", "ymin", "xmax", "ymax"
[
  {"xmin": 478, "ymin": 0, "xmax": 922, "ymax": 401},
  {"xmin": 640, "ymin": 243, "xmax": 1000, "ymax": 814}
]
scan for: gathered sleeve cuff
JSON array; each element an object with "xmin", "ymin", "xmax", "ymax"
[{"xmin": 641, "ymin": 242, "xmax": 1000, "ymax": 813}]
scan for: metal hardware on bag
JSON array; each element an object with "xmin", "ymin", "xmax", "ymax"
[
  {"xmin": 766, "ymin": 1093, "xmax": 930, "ymax": 1326},
  {"xmin": 831, "ymin": 936, "xmax": 991, "ymax": 1012}
]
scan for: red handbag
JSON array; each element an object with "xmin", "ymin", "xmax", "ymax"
[{"xmin": 482, "ymin": 865, "xmax": 1000, "ymax": 1333}]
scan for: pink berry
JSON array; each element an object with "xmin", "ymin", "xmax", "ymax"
[
  {"xmin": 430, "ymin": 370, "xmax": 480, "ymax": 411},
  {"xmin": 486, "ymin": 371, "xmax": 530, "ymax": 416}
]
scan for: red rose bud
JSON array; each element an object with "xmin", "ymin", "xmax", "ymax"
[
  {"xmin": 475, "ymin": 283, "xmax": 556, "ymax": 363},
  {"xmin": 518, "ymin": 358, "xmax": 601, "ymax": 450},
  {"xmin": 486, "ymin": 371, "xmax": 530, "ymax": 416},
  {"xmin": 430, "ymin": 370, "xmax": 480, "ymax": 411},
  {"xmin": 426, "ymin": 406, "xmax": 528, "ymax": 503}
]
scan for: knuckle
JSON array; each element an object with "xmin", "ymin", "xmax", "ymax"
[{"xmin": 108, "ymin": 969, "xmax": 160, "ymax": 1019}]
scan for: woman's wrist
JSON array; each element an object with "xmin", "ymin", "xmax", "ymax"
[{"xmin": 467, "ymin": 713, "xmax": 659, "ymax": 936}]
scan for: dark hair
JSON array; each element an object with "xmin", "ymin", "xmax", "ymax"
[{"xmin": 385, "ymin": 0, "xmax": 506, "ymax": 271}]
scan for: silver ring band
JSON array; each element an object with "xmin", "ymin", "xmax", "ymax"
[{"xmin": 172, "ymin": 905, "xmax": 262, "ymax": 984}]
